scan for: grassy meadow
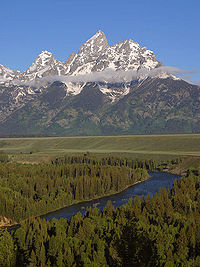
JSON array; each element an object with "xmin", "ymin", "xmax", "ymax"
[{"xmin": 0, "ymin": 134, "xmax": 199, "ymax": 162}]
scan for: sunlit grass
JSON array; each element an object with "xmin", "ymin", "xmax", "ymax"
[{"xmin": 0, "ymin": 134, "xmax": 199, "ymax": 162}]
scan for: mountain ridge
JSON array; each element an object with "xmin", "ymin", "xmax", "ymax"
[
  {"xmin": 0, "ymin": 77, "xmax": 199, "ymax": 136},
  {"xmin": 0, "ymin": 31, "xmax": 199, "ymax": 136},
  {"xmin": 0, "ymin": 30, "xmax": 162, "ymax": 85}
]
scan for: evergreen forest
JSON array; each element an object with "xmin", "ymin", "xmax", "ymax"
[{"xmin": 0, "ymin": 155, "xmax": 199, "ymax": 266}]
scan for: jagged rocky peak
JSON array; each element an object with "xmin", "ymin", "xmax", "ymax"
[
  {"xmin": 65, "ymin": 30, "xmax": 109, "ymax": 75},
  {"xmin": 24, "ymin": 50, "xmax": 68, "ymax": 80},
  {"xmin": 103, "ymin": 39, "xmax": 161, "ymax": 71},
  {"xmin": 0, "ymin": 64, "xmax": 22, "ymax": 84},
  {"xmin": 30, "ymin": 50, "xmax": 54, "ymax": 69},
  {"xmin": 25, "ymin": 51, "xmax": 56, "ymax": 74},
  {"xmin": 66, "ymin": 31, "xmax": 162, "ymax": 76},
  {"xmin": 78, "ymin": 30, "xmax": 108, "ymax": 56}
]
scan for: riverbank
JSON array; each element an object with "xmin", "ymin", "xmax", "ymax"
[
  {"xmin": 3, "ymin": 169, "xmax": 183, "ymax": 230},
  {"xmin": 162, "ymin": 156, "xmax": 200, "ymax": 176},
  {"xmin": 43, "ymin": 171, "xmax": 181, "ymax": 221},
  {"xmin": 0, "ymin": 217, "xmax": 20, "ymax": 233},
  {"xmin": 3, "ymin": 173, "xmax": 150, "ymax": 231},
  {"xmin": 2, "ymin": 173, "xmax": 149, "ymax": 231},
  {"xmin": 41, "ymin": 176, "xmax": 149, "ymax": 219}
]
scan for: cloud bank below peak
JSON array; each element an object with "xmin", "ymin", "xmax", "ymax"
[{"xmin": 11, "ymin": 66, "xmax": 199, "ymax": 87}]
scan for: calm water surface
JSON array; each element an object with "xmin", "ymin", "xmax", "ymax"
[{"xmin": 43, "ymin": 172, "xmax": 180, "ymax": 221}]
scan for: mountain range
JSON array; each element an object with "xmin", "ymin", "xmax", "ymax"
[{"xmin": 0, "ymin": 30, "xmax": 199, "ymax": 136}]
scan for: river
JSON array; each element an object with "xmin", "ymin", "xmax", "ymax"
[{"xmin": 43, "ymin": 172, "xmax": 180, "ymax": 221}]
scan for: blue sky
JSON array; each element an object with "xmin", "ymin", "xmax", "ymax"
[{"xmin": 0, "ymin": 0, "xmax": 200, "ymax": 83}]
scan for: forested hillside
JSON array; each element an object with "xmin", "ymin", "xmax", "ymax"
[{"xmin": 1, "ymin": 78, "xmax": 199, "ymax": 136}]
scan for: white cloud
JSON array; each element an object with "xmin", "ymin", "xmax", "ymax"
[{"xmin": 10, "ymin": 66, "xmax": 199, "ymax": 87}]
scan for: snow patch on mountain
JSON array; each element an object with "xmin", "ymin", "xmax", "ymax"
[
  {"xmin": 15, "ymin": 91, "xmax": 26, "ymax": 102},
  {"xmin": 64, "ymin": 82, "xmax": 86, "ymax": 96},
  {"xmin": 99, "ymin": 82, "xmax": 131, "ymax": 102}
]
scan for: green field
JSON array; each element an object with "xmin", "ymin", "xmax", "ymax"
[{"xmin": 0, "ymin": 134, "xmax": 200, "ymax": 161}]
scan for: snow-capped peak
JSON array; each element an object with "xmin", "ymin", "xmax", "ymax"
[
  {"xmin": 89, "ymin": 30, "xmax": 105, "ymax": 41},
  {"xmin": 65, "ymin": 31, "xmax": 162, "ymax": 76},
  {"xmin": 0, "ymin": 31, "xmax": 169, "ymax": 87},
  {"xmin": 36, "ymin": 50, "xmax": 54, "ymax": 66},
  {"xmin": 0, "ymin": 64, "xmax": 22, "ymax": 84},
  {"xmin": 83, "ymin": 30, "xmax": 107, "ymax": 46},
  {"xmin": 26, "ymin": 50, "xmax": 54, "ymax": 73},
  {"xmin": 78, "ymin": 30, "xmax": 108, "ymax": 56},
  {"xmin": 23, "ymin": 50, "xmax": 67, "ymax": 80}
]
